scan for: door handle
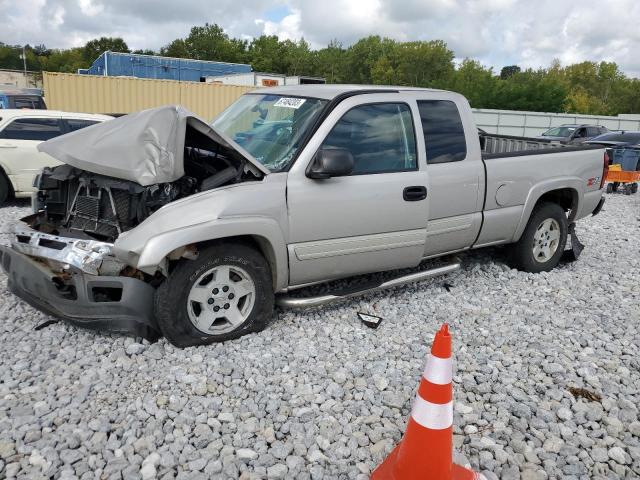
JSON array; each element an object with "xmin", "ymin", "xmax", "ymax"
[
  {"xmin": 0, "ymin": 144, "xmax": 17, "ymax": 149},
  {"xmin": 403, "ymin": 186, "xmax": 427, "ymax": 201}
]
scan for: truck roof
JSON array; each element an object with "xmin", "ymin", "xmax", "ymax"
[{"xmin": 253, "ymin": 84, "xmax": 447, "ymax": 100}]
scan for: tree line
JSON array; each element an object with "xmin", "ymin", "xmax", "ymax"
[{"xmin": 2, "ymin": 24, "xmax": 639, "ymax": 116}]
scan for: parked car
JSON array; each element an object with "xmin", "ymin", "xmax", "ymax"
[
  {"xmin": 0, "ymin": 110, "xmax": 112, "ymax": 203},
  {"xmin": 537, "ymin": 124, "xmax": 609, "ymax": 143},
  {"xmin": 0, "ymin": 87, "xmax": 47, "ymax": 110},
  {"xmin": 585, "ymin": 131, "xmax": 640, "ymax": 148},
  {"xmin": 0, "ymin": 86, "xmax": 607, "ymax": 347}
]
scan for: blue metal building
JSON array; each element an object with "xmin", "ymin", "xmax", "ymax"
[{"xmin": 78, "ymin": 51, "xmax": 252, "ymax": 82}]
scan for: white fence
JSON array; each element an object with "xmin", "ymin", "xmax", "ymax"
[{"xmin": 472, "ymin": 108, "xmax": 640, "ymax": 137}]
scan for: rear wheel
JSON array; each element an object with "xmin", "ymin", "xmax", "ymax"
[
  {"xmin": 632, "ymin": 183, "xmax": 638, "ymax": 194},
  {"xmin": 155, "ymin": 243, "xmax": 274, "ymax": 347},
  {"xmin": 509, "ymin": 202, "xmax": 568, "ymax": 273}
]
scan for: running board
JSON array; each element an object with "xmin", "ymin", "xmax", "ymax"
[{"xmin": 276, "ymin": 260, "xmax": 460, "ymax": 309}]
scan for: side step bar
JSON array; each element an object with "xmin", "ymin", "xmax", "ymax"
[{"xmin": 276, "ymin": 260, "xmax": 460, "ymax": 309}]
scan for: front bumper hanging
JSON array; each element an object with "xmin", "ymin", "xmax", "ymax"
[{"xmin": 0, "ymin": 225, "xmax": 160, "ymax": 341}]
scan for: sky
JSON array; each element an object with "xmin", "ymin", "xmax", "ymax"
[{"xmin": 2, "ymin": 0, "xmax": 640, "ymax": 78}]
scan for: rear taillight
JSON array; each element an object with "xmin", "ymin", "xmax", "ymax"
[{"xmin": 600, "ymin": 151, "xmax": 609, "ymax": 189}]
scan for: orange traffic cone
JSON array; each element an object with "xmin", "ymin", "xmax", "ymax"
[{"xmin": 371, "ymin": 324, "xmax": 486, "ymax": 480}]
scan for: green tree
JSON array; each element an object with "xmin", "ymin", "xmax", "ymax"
[
  {"xmin": 310, "ymin": 40, "xmax": 347, "ymax": 83},
  {"xmin": 40, "ymin": 48, "xmax": 88, "ymax": 73},
  {"xmin": 497, "ymin": 69, "xmax": 567, "ymax": 112},
  {"xmin": 442, "ymin": 59, "xmax": 498, "ymax": 108},
  {"xmin": 247, "ymin": 35, "xmax": 286, "ymax": 73},
  {"xmin": 132, "ymin": 49, "xmax": 157, "ymax": 56},
  {"xmin": 500, "ymin": 65, "xmax": 521, "ymax": 80},
  {"xmin": 160, "ymin": 39, "xmax": 189, "ymax": 58},
  {"xmin": 181, "ymin": 23, "xmax": 247, "ymax": 63},
  {"xmin": 395, "ymin": 40, "xmax": 454, "ymax": 86},
  {"xmin": 83, "ymin": 37, "xmax": 130, "ymax": 62},
  {"xmin": 0, "ymin": 42, "xmax": 25, "ymax": 70},
  {"xmin": 344, "ymin": 36, "xmax": 398, "ymax": 84},
  {"xmin": 371, "ymin": 56, "xmax": 395, "ymax": 84}
]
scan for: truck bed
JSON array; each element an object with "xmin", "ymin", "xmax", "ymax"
[
  {"xmin": 480, "ymin": 131, "xmax": 572, "ymax": 155},
  {"xmin": 474, "ymin": 145, "xmax": 606, "ymax": 248}
]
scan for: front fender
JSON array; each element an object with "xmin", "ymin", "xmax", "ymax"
[
  {"xmin": 512, "ymin": 177, "xmax": 583, "ymax": 241},
  {"xmin": 118, "ymin": 216, "xmax": 289, "ymax": 291},
  {"xmin": 112, "ymin": 174, "xmax": 289, "ymax": 290}
]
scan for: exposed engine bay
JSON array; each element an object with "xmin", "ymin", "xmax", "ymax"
[{"xmin": 27, "ymin": 124, "xmax": 263, "ymax": 243}]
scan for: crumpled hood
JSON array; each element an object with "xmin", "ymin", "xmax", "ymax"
[{"xmin": 38, "ymin": 105, "xmax": 269, "ymax": 186}]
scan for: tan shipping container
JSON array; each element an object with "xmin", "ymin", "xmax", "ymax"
[{"xmin": 43, "ymin": 72, "xmax": 253, "ymax": 120}]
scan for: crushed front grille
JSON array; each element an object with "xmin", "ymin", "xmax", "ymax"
[{"xmin": 75, "ymin": 195, "xmax": 101, "ymax": 219}]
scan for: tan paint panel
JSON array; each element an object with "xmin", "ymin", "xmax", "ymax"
[{"xmin": 43, "ymin": 72, "xmax": 253, "ymax": 119}]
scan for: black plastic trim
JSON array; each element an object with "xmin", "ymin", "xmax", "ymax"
[{"xmin": 591, "ymin": 197, "xmax": 605, "ymax": 216}]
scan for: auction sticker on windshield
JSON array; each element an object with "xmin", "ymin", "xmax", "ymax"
[{"xmin": 274, "ymin": 97, "xmax": 306, "ymax": 109}]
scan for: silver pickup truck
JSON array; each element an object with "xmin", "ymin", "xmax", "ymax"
[{"xmin": 0, "ymin": 86, "xmax": 607, "ymax": 347}]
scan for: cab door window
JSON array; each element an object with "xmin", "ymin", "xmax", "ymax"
[{"xmin": 319, "ymin": 103, "xmax": 417, "ymax": 174}]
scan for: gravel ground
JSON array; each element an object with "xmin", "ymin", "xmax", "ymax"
[{"xmin": 0, "ymin": 193, "xmax": 638, "ymax": 480}]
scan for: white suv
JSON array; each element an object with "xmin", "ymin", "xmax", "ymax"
[{"xmin": 0, "ymin": 110, "xmax": 112, "ymax": 203}]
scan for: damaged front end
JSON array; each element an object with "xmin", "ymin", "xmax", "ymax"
[
  {"xmin": 1, "ymin": 105, "xmax": 269, "ymax": 340},
  {"xmin": 30, "ymin": 165, "xmax": 199, "ymax": 243},
  {"xmin": 10, "ymin": 218, "xmax": 126, "ymax": 275},
  {"xmin": 0, "ymin": 223, "xmax": 160, "ymax": 340}
]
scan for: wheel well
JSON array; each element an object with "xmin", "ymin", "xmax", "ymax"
[
  {"xmin": 0, "ymin": 166, "xmax": 14, "ymax": 197},
  {"xmin": 535, "ymin": 188, "xmax": 578, "ymax": 221},
  {"xmin": 188, "ymin": 235, "xmax": 278, "ymax": 289}
]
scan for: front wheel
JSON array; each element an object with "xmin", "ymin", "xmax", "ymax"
[
  {"xmin": 155, "ymin": 243, "xmax": 274, "ymax": 347},
  {"xmin": 509, "ymin": 202, "xmax": 568, "ymax": 273}
]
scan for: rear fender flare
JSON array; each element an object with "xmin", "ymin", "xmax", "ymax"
[{"xmin": 513, "ymin": 178, "xmax": 582, "ymax": 241}]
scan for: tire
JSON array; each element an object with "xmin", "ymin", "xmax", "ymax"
[
  {"xmin": 632, "ymin": 183, "xmax": 638, "ymax": 194},
  {"xmin": 0, "ymin": 171, "xmax": 10, "ymax": 204},
  {"xmin": 509, "ymin": 202, "xmax": 568, "ymax": 273},
  {"xmin": 606, "ymin": 183, "xmax": 613, "ymax": 194},
  {"xmin": 154, "ymin": 243, "xmax": 274, "ymax": 347},
  {"xmin": 612, "ymin": 182, "xmax": 619, "ymax": 192}
]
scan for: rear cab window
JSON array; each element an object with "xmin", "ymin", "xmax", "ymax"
[
  {"xmin": 417, "ymin": 100, "xmax": 467, "ymax": 164},
  {"xmin": 0, "ymin": 118, "xmax": 63, "ymax": 141}
]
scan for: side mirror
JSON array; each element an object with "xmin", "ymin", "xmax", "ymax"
[{"xmin": 307, "ymin": 147, "xmax": 354, "ymax": 179}]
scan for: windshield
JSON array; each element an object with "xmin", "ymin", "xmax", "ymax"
[
  {"xmin": 542, "ymin": 126, "xmax": 576, "ymax": 137},
  {"xmin": 212, "ymin": 94, "xmax": 327, "ymax": 171}
]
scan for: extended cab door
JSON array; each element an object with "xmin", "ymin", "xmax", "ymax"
[
  {"xmin": 286, "ymin": 93, "xmax": 430, "ymax": 286},
  {"xmin": 0, "ymin": 116, "xmax": 64, "ymax": 193},
  {"xmin": 416, "ymin": 96, "xmax": 484, "ymax": 257}
]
